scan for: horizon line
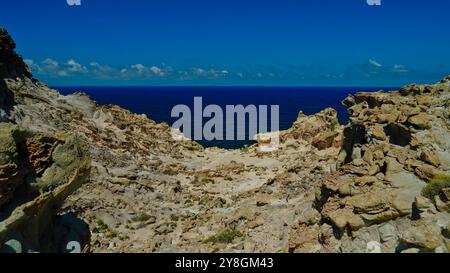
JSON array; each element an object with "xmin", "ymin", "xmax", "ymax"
[{"xmin": 51, "ymin": 84, "xmax": 401, "ymax": 89}]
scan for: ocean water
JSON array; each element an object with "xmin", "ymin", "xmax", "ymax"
[{"xmin": 56, "ymin": 86, "xmax": 393, "ymax": 149}]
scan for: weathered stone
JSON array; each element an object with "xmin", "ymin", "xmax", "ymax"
[
  {"xmin": 401, "ymin": 248, "xmax": 420, "ymax": 253},
  {"xmin": 372, "ymin": 124, "xmax": 387, "ymax": 141},
  {"xmin": 288, "ymin": 224, "xmax": 321, "ymax": 253},
  {"xmin": 378, "ymin": 223, "xmax": 398, "ymax": 242},
  {"xmin": 328, "ymin": 209, "xmax": 365, "ymax": 231},
  {"xmin": 415, "ymin": 164, "xmax": 447, "ymax": 182},
  {"xmin": 391, "ymin": 191, "xmax": 415, "ymax": 216},
  {"xmin": 419, "ymin": 149, "xmax": 441, "ymax": 167},
  {"xmin": 414, "ymin": 195, "xmax": 435, "ymax": 211},
  {"xmin": 360, "ymin": 209, "xmax": 400, "ymax": 223},
  {"xmin": 297, "ymin": 208, "xmax": 321, "ymax": 226},
  {"xmin": 409, "ymin": 113, "xmax": 432, "ymax": 130},
  {"xmin": 347, "ymin": 191, "xmax": 388, "ymax": 214},
  {"xmin": 312, "ymin": 131, "xmax": 339, "ymax": 150},
  {"xmin": 401, "ymin": 223, "xmax": 443, "ymax": 251},
  {"xmin": 338, "ymin": 182, "xmax": 359, "ymax": 196}
]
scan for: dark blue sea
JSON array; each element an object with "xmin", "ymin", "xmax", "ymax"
[{"xmin": 56, "ymin": 86, "xmax": 394, "ymax": 149}]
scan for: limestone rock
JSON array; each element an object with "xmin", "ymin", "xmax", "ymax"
[
  {"xmin": 401, "ymin": 223, "xmax": 443, "ymax": 251},
  {"xmin": 408, "ymin": 113, "xmax": 432, "ymax": 130}
]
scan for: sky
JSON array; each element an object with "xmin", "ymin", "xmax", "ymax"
[{"xmin": 2, "ymin": 0, "xmax": 450, "ymax": 86}]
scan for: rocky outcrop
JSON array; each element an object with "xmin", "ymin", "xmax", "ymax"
[
  {"xmin": 1, "ymin": 28, "xmax": 31, "ymax": 121},
  {"xmin": 0, "ymin": 124, "xmax": 90, "ymax": 253},
  {"xmin": 0, "ymin": 29, "xmax": 91, "ymax": 253},
  {"xmin": 288, "ymin": 77, "xmax": 450, "ymax": 253},
  {"xmin": 0, "ymin": 28, "xmax": 31, "ymax": 79}
]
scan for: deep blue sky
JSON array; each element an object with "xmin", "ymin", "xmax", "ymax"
[{"xmin": 2, "ymin": 0, "xmax": 450, "ymax": 86}]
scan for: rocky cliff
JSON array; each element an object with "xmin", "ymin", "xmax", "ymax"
[
  {"xmin": 0, "ymin": 28, "xmax": 449, "ymax": 253},
  {"xmin": 0, "ymin": 29, "xmax": 91, "ymax": 253},
  {"xmin": 289, "ymin": 79, "xmax": 450, "ymax": 253}
]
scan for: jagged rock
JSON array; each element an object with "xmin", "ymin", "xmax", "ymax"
[
  {"xmin": 312, "ymin": 131, "xmax": 340, "ymax": 150},
  {"xmin": 281, "ymin": 108, "xmax": 341, "ymax": 143},
  {"xmin": 0, "ymin": 28, "xmax": 31, "ymax": 80}
]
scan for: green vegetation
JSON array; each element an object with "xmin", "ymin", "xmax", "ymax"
[
  {"xmin": 130, "ymin": 213, "xmax": 153, "ymax": 223},
  {"xmin": 201, "ymin": 177, "xmax": 215, "ymax": 184},
  {"xmin": 203, "ymin": 229, "xmax": 243, "ymax": 244},
  {"xmin": 422, "ymin": 174, "xmax": 450, "ymax": 201},
  {"xmin": 224, "ymin": 175, "xmax": 233, "ymax": 181},
  {"xmin": 241, "ymin": 145, "xmax": 251, "ymax": 153},
  {"xmin": 192, "ymin": 175, "xmax": 215, "ymax": 186},
  {"xmin": 94, "ymin": 219, "xmax": 118, "ymax": 238},
  {"xmin": 163, "ymin": 169, "xmax": 178, "ymax": 176}
]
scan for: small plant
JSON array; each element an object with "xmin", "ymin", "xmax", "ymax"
[
  {"xmin": 130, "ymin": 213, "xmax": 153, "ymax": 222},
  {"xmin": 170, "ymin": 214, "xmax": 180, "ymax": 222},
  {"xmin": 203, "ymin": 229, "xmax": 243, "ymax": 244},
  {"xmin": 241, "ymin": 145, "xmax": 251, "ymax": 153},
  {"xmin": 224, "ymin": 175, "xmax": 233, "ymax": 181},
  {"xmin": 422, "ymin": 174, "xmax": 450, "ymax": 201},
  {"xmin": 94, "ymin": 219, "xmax": 118, "ymax": 238},
  {"xmin": 163, "ymin": 169, "xmax": 178, "ymax": 176},
  {"xmin": 201, "ymin": 177, "xmax": 215, "ymax": 184}
]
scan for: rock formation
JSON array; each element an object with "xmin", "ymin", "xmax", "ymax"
[
  {"xmin": 0, "ymin": 27, "xmax": 449, "ymax": 253},
  {"xmin": 289, "ymin": 80, "xmax": 450, "ymax": 253}
]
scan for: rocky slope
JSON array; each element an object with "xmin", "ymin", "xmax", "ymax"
[{"xmin": 0, "ymin": 28, "xmax": 449, "ymax": 253}]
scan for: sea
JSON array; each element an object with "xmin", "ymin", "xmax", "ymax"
[{"xmin": 56, "ymin": 86, "xmax": 395, "ymax": 149}]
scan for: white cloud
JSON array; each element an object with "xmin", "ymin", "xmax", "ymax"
[
  {"xmin": 131, "ymin": 64, "xmax": 147, "ymax": 74},
  {"xmin": 66, "ymin": 59, "xmax": 87, "ymax": 73},
  {"xmin": 24, "ymin": 57, "xmax": 417, "ymax": 83},
  {"xmin": 42, "ymin": 58, "xmax": 59, "ymax": 69},
  {"xmin": 57, "ymin": 70, "xmax": 69, "ymax": 77},
  {"xmin": 150, "ymin": 66, "xmax": 164, "ymax": 76},
  {"xmin": 90, "ymin": 62, "xmax": 113, "ymax": 73},
  {"xmin": 393, "ymin": 64, "xmax": 408, "ymax": 73},
  {"xmin": 369, "ymin": 59, "xmax": 382, "ymax": 68},
  {"xmin": 191, "ymin": 67, "xmax": 230, "ymax": 78},
  {"xmin": 192, "ymin": 67, "xmax": 206, "ymax": 76}
]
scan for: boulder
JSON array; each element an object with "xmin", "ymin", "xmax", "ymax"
[
  {"xmin": 408, "ymin": 113, "xmax": 432, "ymax": 130},
  {"xmin": 401, "ymin": 223, "xmax": 443, "ymax": 251},
  {"xmin": 329, "ymin": 209, "xmax": 365, "ymax": 231}
]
